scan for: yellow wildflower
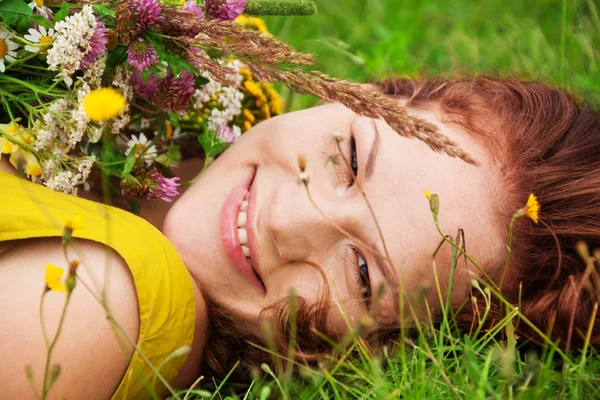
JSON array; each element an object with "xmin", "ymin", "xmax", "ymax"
[
  {"xmin": 0, "ymin": 137, "xmax": 16, "ymax": 154},
  {"xmin": 242, "ymin": 109, "xmax": 256, "ymax": 123},
  {"xmin": 250, "ymin": 17, "xmax": 268, "ymax": 33},
  {"xmin": 235, "ymin": 15, "xmax": 249, "ymax": 25},
  {"xmin": 244, "ymin": 80, "xmax": 267, "ymax": 106},
  {"xmin": 240, "ymin": 67, "xmax": 253, "ymax": 81},
  {"xmin": 45, "ymin": 264, "xmax": 67, "ymax": 292},
  {"xmin": 261, "ymin": 103, "xmax": 271, "ymax": 119},
  {"xmin": 424, "ymin": 190, "xmax": 432, "ymax": 201},
  {"xmin": 65, "ymin": 214, "xmax": 85, "ymax": 231},
  {"xmin": 271, "ymin": 99, "xmax": 283, "ymax": 115},
  {"xmin": 165, "ymin": 121, "xmax": 173, "ymax": 141},
  {"xmin": 243, "ymin": 120, "xmax": 253, "ymax": 132},
  {"xmin": 524, "ymin": 193, "xmax": 540, "ymax": 224},
  {"xmin": 23, "ymin": 151, "xmax": 42, "ymax": 177},
  {"xmin": 83, "ymin": 88, "xmax": 127, "ymax": 122}
]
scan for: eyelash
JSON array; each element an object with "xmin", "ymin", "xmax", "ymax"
[{"xmin": 344, "ymin": 134, "xmax": 371, "ymax": 303}]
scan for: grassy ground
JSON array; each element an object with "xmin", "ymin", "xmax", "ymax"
[{"xmin": 175, "ymin": 1, "xmax": 600, "ymax": 399}]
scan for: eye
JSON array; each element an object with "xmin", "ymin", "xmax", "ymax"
[
  {"xmin": 345, "ymin": 135, "xmax": 358, "ymax": 186},
  {"xmin": 354, "ymin": 249, "xmax": 372, "ymax": 302}
]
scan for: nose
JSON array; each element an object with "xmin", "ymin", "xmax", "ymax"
[{"xmin": 267, "ymin": 180, "xmax": 350, "ymax": 263}]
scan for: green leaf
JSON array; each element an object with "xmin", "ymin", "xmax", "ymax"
[
  {"xmin": 0, "ymin": 0, "xmax": 33, "ymax": 15},
  {"xmin": 197, "ymin": 128, "xmax": 231, "ymax": 157},
  {"xmin": 30, "ymin": 15, "xmax": 55, "ymax": 29},
  {"xmin": 54, "ymin": 2, "xmax": 70, "ymax": 22},
  {"xmin": 16, "ymin": 13, "xmax": 29, "ymax": 33},
  {"xmin": 168, "ymin": 112, "xmax": 179, "ymax": 128},
  {"xmin": 0, "ymin": 11, "xmax": 20, "ymax": 25},
  {"xmin": 194, "ymin": 75, "xmax": 209, "ymax": 86},
  {"xmin": 170, "ymin": 62, "xmax": 181, "ymax": 77},
  {"xmin": 123, "ymin": 146, "xmax": 137, "ymax": 175},
  {"xmin": 106, "ymin": 45, "xmax": 127, "ymax": 69},
  {"xmin": 91, "ymin": 4, "xmax": 116, "ymax": 18}
]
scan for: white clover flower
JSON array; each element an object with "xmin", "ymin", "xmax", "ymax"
[
  {"xmin": 23, "ymin": 26, "xmax": 55, "ymax": 53},
  {"xmin": 47, "ymin": 5, "xmax": 97, "ymax": 86},
  {"xmin": 0, "ymin": 30, "xmax": 20, "ymax": 73},
  {"xmin": 125, "ymin": 133, "xmax": 157, "ymax": 165}
]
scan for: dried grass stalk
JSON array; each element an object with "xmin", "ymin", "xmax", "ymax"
[{"xmin": 247, "ymin": 65, "xmax": 478, "ymax": 165}]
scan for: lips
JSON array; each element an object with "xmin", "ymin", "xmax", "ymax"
[{"xmin": 220, "ymin": 167, "xmax": 265, "ymax": 293}]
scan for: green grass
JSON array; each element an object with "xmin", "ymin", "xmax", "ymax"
[
  {"xmin": 173, "ymin": 1, "xmax": 600, "ymax": 399},
  {"xmin": 264, "ymin": 0, "xmax": 600, "ymax": 110}
]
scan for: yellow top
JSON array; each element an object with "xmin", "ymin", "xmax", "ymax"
[{"xmin": 0, "ymin": 171, "xmax": 196, "ymax": 399}]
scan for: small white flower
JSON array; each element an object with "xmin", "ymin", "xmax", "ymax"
[
  {"xmin": 28, "ymin": 0, "xmax": 47, "ymax": 12},
  {"xmin": 0, "ymin": 30, "xmax": 20, "ymax": 73},
  {"xmin": 47, "ymin": 5, "xmax": 97, "ymax": 85},
  {"xmin": 24, "ymin": 26, "xmax": 55, "ymax": 53},
  {"xmin": 125, "ymin": 133, "xmax": 157, "ymax": 165}
]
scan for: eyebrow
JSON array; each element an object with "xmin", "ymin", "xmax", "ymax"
[{"xmin": 365, "ymin": 119, "xmax": 381, "ymax": 180}]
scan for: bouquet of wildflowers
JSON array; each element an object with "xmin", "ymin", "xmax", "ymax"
[{"xmin": 0, "ymin": 0, "xmax": 315, "ymax": 203}]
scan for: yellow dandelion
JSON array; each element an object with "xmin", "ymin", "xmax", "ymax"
[
  {"xmin": 242, "ymin": 109, "xmax": 256, "ymax": 123},
  {"xmin": 525, "ymin": 193, "xmax": 540, "ymax": 224},
  {"xmin": 65, "ymin": 214, "xmax": 84, "ymax": 231},
  {"xmin": 45, "ymin": 264, "xmax": 67, "ymax": 292},
  {"xmin": 243, "ymin": 120, "xmax": 253, "ymax": 132},
  {"xmin": 83, "ymin": 88, "xmax": 127, "ymax": 122},
  {"xmin": 424, "ymin": 190, "xmax": 432, "ymax": 201}
]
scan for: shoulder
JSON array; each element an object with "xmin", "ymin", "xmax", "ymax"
[{"xmin": 0, "ymin": 237, "xmax": 139, "ymax": 399}]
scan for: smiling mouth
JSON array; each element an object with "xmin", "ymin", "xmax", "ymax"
[
  {"xmin": 220, "ymin": 167, "xmax": 265, "ymax": 293},
  {"xmin": 235, "ymin": 190, "xmax": 264, "ymax": 287}
]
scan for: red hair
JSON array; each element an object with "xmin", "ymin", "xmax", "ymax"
[{"xmin": 379, "ymin": 76, "xmax": 600, "ymax": 348}]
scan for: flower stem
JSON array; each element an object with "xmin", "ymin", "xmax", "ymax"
[
  {"xmin": 499, "ymin": 213, "xmax": 519, "ymax": 291},
  {"xmin": 41, "ymin": 292, "xmax": 73, "ymax": 399}
]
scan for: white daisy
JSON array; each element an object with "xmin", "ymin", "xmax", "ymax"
[
  {"xmin": 23, "ymin": 26, "xmax": 55, "ymax": 53},
  {"xmin": 29, "ymin": 0, "xmax": 45, "ymax": 11},
  {"xmin": 28, "ymin": 0, "xmax": 51, "ymax": 17},
  {"xmin": 125, "ymin": 133, "xmax": 157, "ymax": 165},
  {"xmin": 0, "ymin": 30, "xmax": 20, "ymax": 73}
]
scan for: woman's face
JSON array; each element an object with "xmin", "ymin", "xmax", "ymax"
[{"xmin": 164, "ymin": 103, "xmax": 503, "ymax": 335}]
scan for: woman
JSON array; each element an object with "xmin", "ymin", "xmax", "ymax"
[{"xmin": 1, "ymin": 76, "xmax": 599, "ymax": 399}]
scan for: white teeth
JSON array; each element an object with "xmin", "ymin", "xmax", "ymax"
[
  {"xmin": 237, "ymin": 211, "xmax": 247, "ymax": 227},
  {"xmin": 238, "ymin": 228, "xmax": 248, "ymax": 244},
  {"xmin": 240, "ymin": 201, "xmax": 248, "ymax": 211},
  {"xmin": 241, "ymin": 245, "xmax": 250, "ymax": 257}
]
